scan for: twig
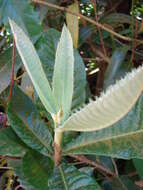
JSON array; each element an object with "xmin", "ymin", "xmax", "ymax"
[
  {"xmin": 111, "ymin": 158, "xmax": 118, "ymax": 176},
  {"xmin": 8, "ymin": 37, "xmax": 15, "ymax": 101},
  {"xmin": 0, "ymin": 155, "xmax": 21, "ymax": 160},
  {"xmin": 32, "ymin": 0, "xmax": 143, "ymax": 45},
  {"xmin": 91, "ymin": 0, "xmax": 107, "ymax": 57},
  {"xmin": 70, "ymin": 155, "xmax": 116, "ymax": 177}
]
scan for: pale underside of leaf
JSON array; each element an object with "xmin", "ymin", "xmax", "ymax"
[
  {"xmin": 58, "ymin": 65, "xmax": 143, "ymax": 132},
  {"xmin": 9, "ymin": 18, "xmax": 57, "ymax": 115},
  {"xmin": 53, "ymin": 25, "xmax": 74, "ymax": 121}
]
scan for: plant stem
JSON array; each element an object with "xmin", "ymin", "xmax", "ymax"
[
  {"xmin": 32, "ymin": 0, "xmax": 143, "ymax": 45},
  {"xmin": 54, "ymin": 131, "xmax": 63, "ymax": 166}
]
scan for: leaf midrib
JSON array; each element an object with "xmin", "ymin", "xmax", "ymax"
[
  {"xmin": 9, "ymin": 108, "xmax": 53, "ymax": 155},
  {"xmin": 63, "ymin": 128, "xmax": 143, "ymax": 153}
]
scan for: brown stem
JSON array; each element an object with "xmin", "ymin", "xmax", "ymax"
[
  {"xmin": 8, "ymin": 37, "xmax": 15, "ymax": 101},
  {"xmin": 70, "ymin": 155, "xmax": 116, "ymax": 177},
  {"xmin": 32, "ymin": 0, "xmax": 143, "ymax": 45},
  {"xmin": 54, "ymin": 130, "xmax": 63, "ymax": 166}
]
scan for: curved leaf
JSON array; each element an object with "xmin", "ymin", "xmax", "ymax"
[
  {"xmin": 0, "ymin": 0, "xmax": 42, "ymax": 42},
  {"xmin": 36, "ymin": 29, "xmax": 86, "ymax": 110},
  {"xmin": 63, "ymin": 93, "xmax": 143, "ymax": 159},
  {"xmin": 7, "ymin": 86, "xmax": 53, "ymax": 157},
  {"xmin": 66, "ymin": 1, "xmax": 79, "ymax": 48},
  {"xmin": 9, "ymin": 18, "xmax": 57, "ymax": 115},
  {"xmin": 104, "ymin": 47, "xmax": 129, "ymax": 89},
  {"xmin": 0, "ymin": 47, "xmax": 21, "ymax": 94},
  {"xmin": 59, "ymin": 65, "xmax": 143, "ymax": 132},
  {"xmin": 48, "ymin": 163, "xmax": 101, "ymax": 190},
  {"xmin": 0, "ymin": 127, "xmax": 27, "ymax": 156},
  {"xmin": 22, "ymin": 151, "xmax": 53, "ymax": 190},
  {"xmin": 53, "ymin": 25, "xmax": 74, "ymax": 121}
]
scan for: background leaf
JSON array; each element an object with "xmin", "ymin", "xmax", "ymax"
[
  {"xmin": 48, "ymin": 163, "xmax": 101, "ymax": 190},
  {"xmin": 0, "ymin": 47, "xmax": 21, "ymax": 94},
  {"xmin": 22, "ymin": 151, "xmax": 53, "ymax": 190},
  {"xmin": 8, "ymin": 86, "xmax": 53, "ymax": 157},
  {"xmin": 104, "ymin": 47, "xmax": 129, "ymax": 89},
  {"xmin": 66, "ymin": 1, "xmax": 79, "ymax": 48},
  {"xmin": 0, "ymin": 127, "xmax": 27, "ymax": 156},
  {"xmin": 0, "ymin": 0, "xmax": 42, "ymax": 42}
]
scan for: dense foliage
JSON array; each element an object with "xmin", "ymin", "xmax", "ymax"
[{"xmin": 0, "ymin": 0, "xmax": 143, "ymax": 189}]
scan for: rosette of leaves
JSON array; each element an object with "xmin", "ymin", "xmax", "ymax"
[{"xmin": 1, "ymin": 18, "xmax": 143, "ymax": 189}]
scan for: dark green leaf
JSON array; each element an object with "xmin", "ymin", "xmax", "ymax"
[
  {"xmin": 104, "ymin": 47, "xmax": 129, "ymax": 89},
  {"xmin": 22, "ymin": 151, "xmax": 54, "ymax": 190},
  {"xmin": 0, "ymin": 47, "xmax": 21, "ymax": 94},
  {"xmin": 0, "ymin": 0, "xmax": 42, "ymax": 42},
  {"xmin": 8, "ymin": 159, "xmax": 34, "ymax": 190},
  {"xmin": 133, "ymin": 159, "xmax": 143, "ymax": 179},
  {"xmin": 7, "ymin": 86, "xmax": 53, "ymax": 157},
  {"xmin": 0, "ymin": 127, "xmax": 27, "ymax": 156},
  {"xmin": 48, "ymin": 163, "xmax": 101, "ymax": 190},
  {"xmin": 63, "ymin": 93, "xmax": 143, "ymax": 159}
]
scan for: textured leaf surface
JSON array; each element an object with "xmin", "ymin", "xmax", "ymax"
[
  {"xmin": 59, "ymin": 65, "xmax": 143, "ymax": 132},
  {"xmin": 63, "ymin": 93, "xmax": 143, "ymax": 159},
  {"xmin": 22, "ymin": 151, "xmax": 53, "ymax": 190},
  {"xmin": 0, "ymin": 47, "xmax": 21, "ymax": 94},
  {"xmin": 66, "ymin": 1, "xmax": 79, "ymax": 48},
  {"xmin": 9, "ymin": 19, "xmax": 57, "ymax": 114},
  {"xmin": 36, "ymin": 29, "xmax": 86, "ymax": 110},
  {"xmin": 48, "ymin": 163, "xmax": 101, "ymax": 190},
  {"xmin": 0, "ymin": 0, "xmax": 42, "ymax": 42},
  {"xmin": 53, "ymin": 25, "xmax": 74, "ymax": 121},
  {"xmin": 0, "ymin": 127, "xmax": 27, "ymax": 156},
  {"xmin": 7, "ymin": 86, "xmax": 53, "ymax": 157}
]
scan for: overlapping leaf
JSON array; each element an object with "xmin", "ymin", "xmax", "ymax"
[
  {"xmin": 59, "ymin": 65, "xmax": 143, "ymax": 132},
  {"xmin": 7, "ymin": 86, "xmax": 53, "ymax": 157},
  {"xmin": 0, "ymin": 47, "xmax": 21, "ymax": 94},
  {"xmin": 0, "ymin": 0, "xmax": 42, "ymax": 42},
  {"xmin": 53, "ymin": 25, "xmax": 74, "ymax": 122},
  {"xmin": 48, "ymin": 163, "xmax": 101, "ymax": 190},
  {"xmin": 9, "ymin": 19, "xmax": 57, "ymax": 115},
  {"xmin": 0, "ymin": 127, "xmax": 27, "ymax": 156},
  {"xmin": 63, "ymin": 92, "xmax": 143, "ymax": 159},
  {"xmin": 22, "ymin": 151, "xmax": 53, "ymax": 190},
  {"xmin": 36, "ymin": 29, "xmax": 86, "ymax": 110}
]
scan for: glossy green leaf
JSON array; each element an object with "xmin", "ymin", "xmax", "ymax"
[
  {"xmin": 59, "ymin": 65, "xmax": 143, "ymax": 132},
  {"xmin": 8, "ymin": 159, "xmax": 35, "ymax": 190},
  {"xmin": 0, "ymin": 0, "xmax": 42, "ymax": 42},
  {"xmin": 36, "ymin": 29, "xmax": 86, "ymax": 110},
  {"xmin": 48, "ymin": 163, "xmax": 101, "ymax": 190},
  {"xmin": 53, "ymin": 25, "xmax": 74, "ymax": 121},
  {"xmin": 9, "ymin": 19, "xmax": 57, "ymax": 115},
  {"xmin": 133, "ymin": 159, "xmax": 143, "ymax": 179},
  {"xmin": 22, "ymin": 151, "xmax": 54, "ymax": 190},
  {"xmin": 63, "ymin": 93, "xmax": 143, "ymax": 159},
  {"xmin": 104, "ymin": 47, "xmax": 129, "ymax": 89},
  {"xmin": 0, "ymin": 127, "xmax": 27, "ymax": 156},
  {"xmin": 0, "ymin": 47, "xmax": 21, "ymax": 94},
  {"xmin": 7, "ymin": 86, "xmax": 53, "ymax": 157}
]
